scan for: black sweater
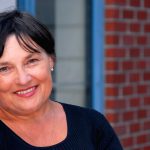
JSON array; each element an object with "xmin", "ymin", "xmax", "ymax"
[{"xmin": 0, "ymin": 103, "xmax": 123, "ymax": 150}]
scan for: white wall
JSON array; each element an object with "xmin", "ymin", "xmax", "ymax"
[
  {"xmin": 55, "ymin": 0, "xmax": 86, "ymax": 106},
  {"xmin": 0, "ymin": 0, "xmax": 16, "ymax": 12}
]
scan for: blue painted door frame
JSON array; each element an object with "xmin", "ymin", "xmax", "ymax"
[
  {"xmin": 17, "ymin": 0, "xmax": 35, "ymax": 16},
  {"xmin": 91, "ymin": 0, "xmax": 104, "ymax": 112}
]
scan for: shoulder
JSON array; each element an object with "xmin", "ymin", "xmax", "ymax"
[
  {"xmin": 60, "ymin": 101, "xmax": 100, "ymax": 115},
  {"xmin": 61, "ymin": 102, "xmax": 102, "ymax": 117},
  {"xmin": 60, "ymin": 102, "xmax": 110, "ymax": 129},
  {"xmin": 60, "ymin": 102, "xmax": 123, "ymax": 149},
  {"xmin": 0, "ymin": 121, "xmax": 6, "ymax": 148}
]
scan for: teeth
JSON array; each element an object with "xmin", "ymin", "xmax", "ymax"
[{"xmin": 16, "ymin": 87, "xmax": 35, "ymax": 95}]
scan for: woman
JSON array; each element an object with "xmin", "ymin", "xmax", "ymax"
[{"xmin": 0, "ymin": 10, "xmax": 123, "ymax": 149}]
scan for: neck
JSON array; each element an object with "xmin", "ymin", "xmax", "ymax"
[{"xmin": 0, "ymin": 100, "xmax": 55, "ymax": 124}]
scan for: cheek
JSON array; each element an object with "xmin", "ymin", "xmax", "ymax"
[
  {"xmin": 0, "ymin": 77, "xmax": 13, "ymax": 92},
  {"xmin": 35, "ymin": 68, "xmax": 53, "ymax": 96},
  {"xmin": 32, "ymin": 66, "xmax": 52, "ymax": 83}
]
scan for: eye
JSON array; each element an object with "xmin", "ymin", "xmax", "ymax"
[
  {"xmin": 0, "ymin": 66, "xmax": 10, "ymax": 73},
  {"xmin": 27, "ymin": 58, "xmax": 39, "ymax": 65},
  {"xmin": 28, "ymin": 59, "xmax": 38, "ymax": 63}
]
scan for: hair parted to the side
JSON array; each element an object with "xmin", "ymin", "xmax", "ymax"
[{"xmin": 0, "ymin": 10, "xmax": 55, "ymax": 59}]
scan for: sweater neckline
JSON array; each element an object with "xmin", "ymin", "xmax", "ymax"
[{"xmin": 0, "ymin": 102, "xmax": 73, "ymax": 149}]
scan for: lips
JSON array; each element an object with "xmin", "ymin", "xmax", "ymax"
[{"xmin": 14, "ymin": 86, "xmax": 37, "ymax": 97}]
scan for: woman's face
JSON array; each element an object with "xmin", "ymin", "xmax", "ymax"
[{"xmin": 0, "ymin": 35, "xmax": 54, "ymax": 117}]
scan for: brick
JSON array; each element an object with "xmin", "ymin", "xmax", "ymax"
[
  {"xmin": 123, "ymin": 86, "xmax": 134, "ymax": 95},
  {"xmin": 136, "ymin": 134, "xmax": 147, "ymax": 144},
  {"xmin": 106, "ymin": 112, "xmax": 120, "ymax": 122},
  {"xmin": 130, "ymin": 122, "xmax": 140, "ymax": 132},
  {"xmin": 123, "ymin": 10, "xmax": 134, "ymax": 19},
  {"xmin": 144, "ymin": 72, "xmax": 150, "ymax": 80},
  {"xmin": 133, "ymin": 148, "xmax": 141, "ymax": 150},
  {"xmin": 106, "ymin": 99, "xmax": 126, "ymax": 109},
  {"xmin": 106, "ymin": 0, "xmax": 126, "ymax": 5},
  {"xmin": 144, "ymin": 120, "xmax": 150, "ymax": 130},
  {"xmin": 129, "ymin": 97, "xmax": 141, "ymax": 107},
  {"xmin": 144, "ymin": 0, "xmax": 150, "ymax": 8},
  {"xmin": 122, "ymin": 137, "xmax": 133, "ymax": 147},
  {"xmin": 106, "ymin": 61, "xmax": 119, "ymax": 70},
  {"xmin": 130, "ymin": 0, "xmax": 140, "ymax": 7},
  {"xmin": 144, "ymin": 96, "xmax": 150, "ymax": 105},
  {"xmin": 105, "ymin": 8, "xmax": 120, "ymax": 18},
  {"xmin": 105, "ymin": 22, "xmax": 127, "ymax": 32},
  {"xmin": 144, "ymin": 146, "xmax": 150, "ymax": 150},
  {"xmin": 136, "ymin": 60, "xmax": 146, "ymax": 69},
  {"xmin": 147, "ymin": 60, "xmax": 150, "ymax": 68},
  {"xmin": 123, "ymin": 35, "xmax": 134, "ymax": 45},
  {"xmin": 114, "ymin": 124, "xmax": 127, "ymax": 135},
  {"xmin": 137, "ymin": 109, "xmax": 147, "ymax": 119},
  {"xmin": 144, "ymin": 24, "xmax": 150, "ymax": 32},
  {"xmin": 122, "ymin": 61, "xmax": 134, "ymax": 70},
  {"xmin": 137, "ymin": 36, "xmax": 147, "ymax": 45},
  {"xmin": 129, "ymin": 73, "xmax": 140, "ymax": 82},
  {"xmin": 106, "ymin": 73, "xmax": 126, "ymax": 83},
  {"xmin": 123, "ymin": 111, "xmax": 134, "ymax": 121},
  {"xmin": 129, "ymin": 48, "xmax": 140, "ymax": 57},
  {"xmin": 137, "ymin": 85, "xmax": 147, "ymax": 94},
  {"xmin": 144, "ymin": 48, "xmax": 150, "ymax": 57},
  {"xmin": 106, "ymin": 48, "xmax": 126, "ymax": 57},
  {"xmin": 106, "ymin": 87, "xmax": 119, "ymax": 96},
  {"xmin": 106, "ymin": 35, "xmax": 119, "ymax": 44},
  {"xmin": 137, "ymin": 11, "xmax": 147, "ymax": 20},
  {"xmin": 130, "ymin": 23, "xmax": 140, "ymax": 32}
]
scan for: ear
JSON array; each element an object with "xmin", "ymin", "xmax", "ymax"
[{"xmin": 48, "ymin": 55, "xmax": 55, "ymax": 70}]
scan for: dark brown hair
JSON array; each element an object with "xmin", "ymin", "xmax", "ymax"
[{"xmin": 0, "ymin": 10, "xmax": 55, "ymax": 58}]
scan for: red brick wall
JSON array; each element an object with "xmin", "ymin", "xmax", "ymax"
[{"xmin": 105, "ymin": 0, "xmax": 150, "ymax": 149}]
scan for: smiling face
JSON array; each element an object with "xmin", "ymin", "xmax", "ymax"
[{"xmin": 0, "ymin": 35, "xmax": 54, "ymax": 117}]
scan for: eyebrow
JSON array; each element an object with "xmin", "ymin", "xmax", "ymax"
[
  {"xmin": 25, "ymin": 53, "xmax": 36, "ymax": 59},
  {"xmin": 0, "ymin": 53, "xmax": 40, "ymax": 66},
  {"xmin": 0, "ymin": 62, "xmax": 10, "ymax": 66}
]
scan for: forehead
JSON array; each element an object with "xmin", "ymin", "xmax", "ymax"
[
  {"xmin": 4, "ymin": 34, "xmax": 38, "ymax": 51},
  {"xmin": 4, "ymin": 34, "xmax": 44, "ymax": 54},
  {"xmin": 0, "ymin": 35, "xmax": 39, "ymax": 61},
  {"xmin": 1, "ymin": 35, "xmax": 27, "ymax": 58},
  {"xmin": 4, "ymin": 34, "xmax": 21, "ymax": 49}
]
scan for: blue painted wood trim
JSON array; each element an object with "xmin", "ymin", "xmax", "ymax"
[
  {"xmin": 17, "ymin": 0, "xmax": 35, "ymax": 16},
  {"xmin": 92, "ymin": 0, "xmax": 104, "ymax": 112}
]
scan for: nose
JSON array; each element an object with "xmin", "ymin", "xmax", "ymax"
[{"xmin": 15, "ymin": 68, "xmax": 32, "ymax": 85}]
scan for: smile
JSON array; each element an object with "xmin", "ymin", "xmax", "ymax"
[
  {"xmin": 14, "ymin": 86, "xmax": 37, "ymax": 97},
  {"xmin": 16, "ymin": 87, "xmax": 35, "ymax": 95}
]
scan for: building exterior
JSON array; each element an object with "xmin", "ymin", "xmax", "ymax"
[
  {"xmin": 105, "ymin": 0, "xmax": 150, "ymax": 149},
  {"xmin": 0, "ymin": 0, "xmax": 150, "ymax": 149}
]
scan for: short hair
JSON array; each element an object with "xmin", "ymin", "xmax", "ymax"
[{"xmin": 0, "ymin": 10, "xmax": 55, "ymax": 58}]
